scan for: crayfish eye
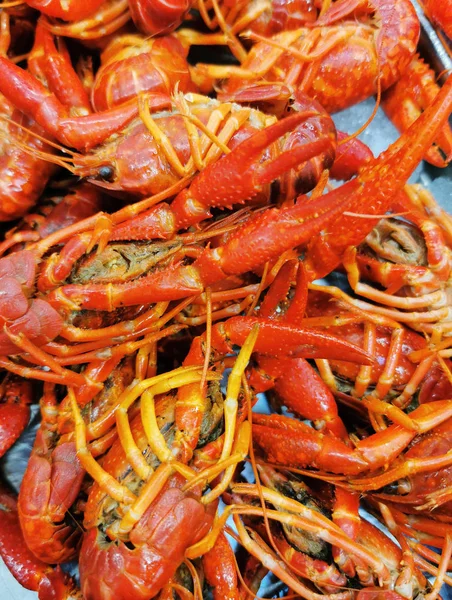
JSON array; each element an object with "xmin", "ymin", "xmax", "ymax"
[{"xmin": 98, "ymin": 165, "xmax": 115, "ymax": 182}]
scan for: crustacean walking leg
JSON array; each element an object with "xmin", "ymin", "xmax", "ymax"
[
  {"xmin": 335, "ymin": 185, "xmax": 452, "ymax": 338},
  {"xmin": 0, "ymin": 72, "xmax": 446, "ymax": 384},
  {"xmin": 68, "ymin": 330, "xmax": 262, "ymax": 599},
  {"xmin": 299, "ymin": 287, "xmax": 452, "ymax": 432},
  {"xmin": 17, "ymin": 354, "xmax": 136, "ymax": 563},
  {"xmin": 27, "ymin": 0, "xmax": 131, "ymax": 40},
  {"xmin": 231, "ymin": 465, "xmax": 428, "ymax": 595},
  {"xmin": 381, "ymin": 55, "xmax": 452, "ymax": 167},
  {"xmin": 192, "ymin": 0, "xmax": 420, "ymax": 113}
]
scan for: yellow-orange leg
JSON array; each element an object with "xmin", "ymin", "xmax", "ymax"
[
  {"xmin": 135, "ymin": 341, "xmax": 157, "ymax": 380},
  {"xmin": 353, "ymin": 321, "xmax": 376, "ymax": 397},
  {"xmin": 47, "ymin": 0, "xmax": 131, "ymax": 40},
  {"xmin": 110, "ymin": 463, "xmax": 176, "ymax": 539},
  {"xmin": 360, "ymin": 328, "xmax": 415, "ymax": 431},
  {"xmin": 56, "ymin": 300, "xmax": 179, "ymax": 345},
  {"xmin": 418, "ymin": 484, "xmax": 452, "ymax": 511},
  {"xmin": 424, "ymin": 534, "xmax": 452, "ymax": 600},
  {"xmin": 309, "ymin": 283, "xmax": 430, "ymax": 430},
  {"xmin": 342, "ymin": 246, "xmax": 451, "ymax": 334},
  {"xmin": 382, "ymin": 502, "xmax": 452, "ymax": 539},
  {"xmin": 393, "ymin": 354, "xmax": 436, "ymax": 409},
  {"xmin": 139, "ymin": 93, "xmax": 253, "ymax": 179},
  {"xmin": 190, "ymin": 420, "xmax": 251, "ymax": 504},
  {"xmin": 233, "ymin": 515, "xmax": 354, "ymax": 600},
  {"xmin": 70, "ymin": 388, "xmax": 136, "ymax": 505},
  {"xmin": 124, "ymin": 368, "xmax": 220, "ymax": 468},
  {"xmin": 407, "ymin": 184, "xmax": 452, "ymax": 245},
  {"xmin": 220, "ymin": 324, "xmax": 259, "ymax": 463},
  {"xmin": 85, "ymin": 365, "xmax": 202, "ymax": 441},
  {"xmin": 188, "ymin": 501, "xmax": 364, "ymax": 599},
  {"xmin": 197, "ymin": 0, "xmax": 248, "ymax": 62},
  {"xmin": 54, "ymin": 323, "xmax": 185, "ymax": 366},
  {"xmin": 378, "ymin": 502, "xmax": 417, "ymax": 598},
  {"xmin": 349, "ymin": 450, "xmax": 452, "ymax": 492},
  {"xmin": 247, "ymin": 26, "xmax": 355, "ymax": 67},
  {"xmin": 175, "ymin": 295, "xmax": 255, "ymax": 326},
  {"xmin": 3, "ymin": 329, "xmax": 90, "ymax": 388},
  {"xmin": 332, "ymin": 488, "xmax": 362, "ymax": 579},
  {"xmin": 231, "ymin": 483, "xmax": 391, "ymax": 584}
]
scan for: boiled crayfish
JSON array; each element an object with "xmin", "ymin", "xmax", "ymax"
[{"xmin": 0, "ymin": 3, "xmax": 451, "ymax": 599}]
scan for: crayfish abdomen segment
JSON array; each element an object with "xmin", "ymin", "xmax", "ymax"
[
  {"xmin": 360, "ymin": 218, "xmax": 428, "ymax": 268},
  {"xmin": 80, "ymin": 477, "xmax": 215, "ymax": 600},
  {"xmin": 70, "ymin": 241, "xmax": 183, "ymax": 285},
  {"xmin": 18, "ymin": 438, "xmax": 85, "ymax": 563}
]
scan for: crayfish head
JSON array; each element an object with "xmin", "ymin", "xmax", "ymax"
[{"xmin": 74, "ymin": 115, "xmax": 183, "ymax": 197}]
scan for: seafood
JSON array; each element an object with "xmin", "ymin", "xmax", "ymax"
[
  {"xmin": 303, "ymin": 288, "xmax": 452, "ymax": 414},
  {"xmin": 357, "ymin": 417, "xmax": 452, "ymax": 518},
  {"xmin": 192, "ymin": 0, "xmax": 420, "ymax": 112},
  {"xmin": 17, "ymin": 355, "xmax": 136, "ymax": 563},
  {"xmin": 0, "ymin": 14, "xmax": 57, "ymax": 221},
  {"xmin": 226, "ymin": 472, "xmax": 432, "ymax": 598},
  {"xmin": 0, "ymin": 55, "xmax": 337, "ymax": 197},
  {"xmin": 0, "ymin": 3, "xmax": 451, "ymax": 599},
  {"xmin": 0, "ymin": 377, "xmax": 33, "ymax": 458},
  {"xmin": 91, "ymin": 32, "xmax": 196, "ymax": 111},
  {"xmin": 381, "ymin": 55, "xmax": 452, "ymax": 168},
  {"xmin": 70, "ymin": 331, "xmax": 259, "ymax": 599},
  {"xmin": 0, "ymin": 73, "xmax": 447, "ymax": 391},
  {"xmin": 337, "ymin": 185, "xmax": 452, "ymax": 336},
  {"xmin": 0, "ymin": 482, "xmax": 80, "ymax": 599},
  {"xmin": 424, "ymin": 0, "xmax": 452, "ymax": 39}
]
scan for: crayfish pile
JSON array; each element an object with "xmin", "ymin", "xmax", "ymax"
[{"xmin": 0, "ymin": 0, "xmax": 451, "ymax": 599}]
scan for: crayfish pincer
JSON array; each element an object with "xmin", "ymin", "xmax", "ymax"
[
  {"xmin": 0, "ymin": 51, "xmax": 338, "ymax": 200},
  {"xmin": 43, "ymin": 75, "xmax": 452, "ymax": 311},
  {"xmin": 0, "ymin": 249, "xmax": 63, "ymax": 354},
  {"xmin": 0, "ymin": 74, "xmax": 449, "ymax": 388}
]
